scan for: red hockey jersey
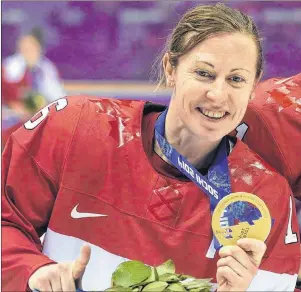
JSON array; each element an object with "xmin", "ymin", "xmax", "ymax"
[
  {"xmin": 2, "ymin": 96, "xmax": 300, "ymax": 291},
  {"xmin": 234, "ymin": 73, "xmax": 301, "ymax": 199}
]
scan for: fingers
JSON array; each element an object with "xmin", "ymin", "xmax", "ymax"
[
  {"xmin": 29, "ymin": 278, "xmax": 52, "ymax": 292},
  {"xmin": 216, "ymin": 266, "xmax": 239, "ymax": 291},
  {"xmin": 237, "ymin": 238, "xmax": 266, "ymax": 254},
  {"xmin": 29, "ymin": 244, "xmax": 90, "ymax": 291},
  {"xmin": 237, "ymin": 238, "xmax": 266, "ymax": 267},
  {"xmin": 72, "ymin": 244, "xmax": 91, "ymax": 280},
  {"xmin": 61, "ymin": 278, "xmax": 76, "ymax": 292},
  {"xmin": 50, "ymin": 279, "xmax": 62, "ymax": 292},
  {"xmin": 30, "ymin": 263, "xmax": 77, "ymax": 292},
  {"xmin": 28, "ymin": 265, "xmax": 55, "ymax": 292},
  {"xmin": 217, "ymin": 256, "xmax": 246, "ymax": 278},
  {"xmin": 47, "ymin": 270, "xmax": 62, "ymax": 292},
  {"xmin": 216, "ymin": 240, "xmax": 265, "ymax": 291},
  {"xmin": 216, "ymin": 269, "xmax": 227, "ymax": 289},
  {"xmin": 60, "ymin": 272, "xmax": 76, "ymax": 292},
  {"xmin": 219, "ymin": 245, "xmax": 255, "ymax": 271},
  {"xmin": 58, "ymin": 263, "xmax": 76, "ymax": 292}
]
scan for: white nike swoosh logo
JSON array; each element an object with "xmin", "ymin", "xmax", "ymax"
[{"xmin": 71, "ymin": 204, "xmax": 108, "ymax": 219}]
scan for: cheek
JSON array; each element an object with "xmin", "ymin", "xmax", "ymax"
[
  {"xmin": 177, "ymin": 73, "xmax": 199, "ymax": 91},
  {"xmin": 232, "ymin": 93, "xmax": 250, "ymax": 110},
  {"xmin": 231, "ymin": 100, "xmax": 249, "ymax": 124},
  {"xmin": 179, "ymin": 81, "xmax": 205, "ymax": 104}
]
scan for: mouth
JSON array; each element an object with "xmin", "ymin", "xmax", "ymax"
[{"xmin": 196, "ymin": 107, "xmax": 230, "ymax": 121}]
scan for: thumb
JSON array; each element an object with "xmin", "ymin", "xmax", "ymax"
[
  {"xmin": 237, "ymin": 238, "xmax": 266, "ymax": 267},
  {"xmin": 72, "ymin": 244, "xmax": 91, "ymax": 280}
]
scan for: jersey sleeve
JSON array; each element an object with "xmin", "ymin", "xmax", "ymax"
[
  {"xmin": 1, "ymin": 96, "xmax": 85, "ymax": 291},
  {"xmin": 247, "ymin": 173, "xmax": 300, "ymax": 290},
  {"xmin": 234, "ymin": 73, "xmax": 301, "ymax": 199},
  {"xmin": 235, "ymin": 104, "xmax": 288, "ymax": 176}
]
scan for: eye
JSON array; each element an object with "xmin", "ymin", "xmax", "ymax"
[
  {"xmin": 196, "ymin": 70, "xmax": 213, "ymax": 78},
  {"xmin": 229, "ymin": 75, "xmax": 245, "ymax": 83}
]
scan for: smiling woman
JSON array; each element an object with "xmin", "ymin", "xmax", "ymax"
[
  {"xmin": 2, "ymin": 3, "xmax": 300, "ymax": 292},
  {"xmin": 161, "ymin": 33, "xmax": 259, "ymax": 167}
]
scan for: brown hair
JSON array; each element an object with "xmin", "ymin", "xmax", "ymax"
[{"xmin": 153, "ymin": 3, "xmax": 263, "ymax": 88}]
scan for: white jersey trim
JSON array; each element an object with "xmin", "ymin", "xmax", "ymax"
[
  {"xmin": 43, "ymin": 228, "xmax": 128, "ymax": 291},
  {"xmin": 43, "ymin": 228, "xmax": 297, "ymax": 291},
  {"xmin": 247, "ymin": 269, "xmax": 297, "ymax": 291}
]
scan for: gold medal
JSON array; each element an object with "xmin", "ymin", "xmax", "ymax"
[{"xmin": 212, "ymin": 192, "xmax": 271, "ymax": 246}]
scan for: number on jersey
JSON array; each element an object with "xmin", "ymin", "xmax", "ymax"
[
  {"xmin": 235, "ymin": 122, "xmax": 249, "ymax": 140},
  {"xmin": 24, "ymin": 98, "xmax": 68, "ymax": 130},
  {"xmin": 285, "ymin": 196, "xmax": 298, "ymax": 244}
]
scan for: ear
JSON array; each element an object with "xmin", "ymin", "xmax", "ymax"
[{"xmin": 162, "ymin": 53, "xmax": 175, "ymax": 87}]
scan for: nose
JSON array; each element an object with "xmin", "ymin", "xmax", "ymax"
[{"xmin": 206, "ymin": 80, "xmax": 227, "ymax": 106}]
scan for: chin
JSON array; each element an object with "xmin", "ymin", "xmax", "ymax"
[{"xmin": 195, "ymin": 127, "xmax": 225, "ymax": 142}]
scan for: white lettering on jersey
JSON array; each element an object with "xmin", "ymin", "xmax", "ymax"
[
  {"xmin": 24, "ymin": 98, "xmax": 68, "ymax": 130},
  {"xmin": 235, "ymin": 123, "xmax": 249, "ymax": 140},
  {"xmin": 285, "ymin": 196, "xmax": 298, "ymax": 244}
]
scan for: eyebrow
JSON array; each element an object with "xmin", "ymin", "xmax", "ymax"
[{"xmin": 195, "ymin": 61, "xmax": 251, "ymax": 73}]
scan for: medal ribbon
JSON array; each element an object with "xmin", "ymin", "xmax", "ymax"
[{"xmin": 155, "ymin": 109, "xmax": 232, "ymax": 249}]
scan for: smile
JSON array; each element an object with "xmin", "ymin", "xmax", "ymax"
[{"xmin": 197, "ymin": 107, "xmax": 229, "ymax": 120}]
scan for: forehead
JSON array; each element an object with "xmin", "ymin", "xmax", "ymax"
[{"xmin": 181, "ymin": 33, "xmax": 257, "ymax": 71}]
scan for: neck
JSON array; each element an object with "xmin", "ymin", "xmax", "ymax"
[{"xmin": 162, "ymin": 109, "xmax": 222, "ymax": 169}]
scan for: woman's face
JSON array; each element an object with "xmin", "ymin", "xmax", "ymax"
[{"xmin": 166, "ymin": 33, "xmax": 259, "ymax": 141}]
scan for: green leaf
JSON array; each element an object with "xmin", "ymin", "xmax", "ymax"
[
  {"xmin": 104, "ymin": 285, "xmax": 132, "ymax": 291},
  {"xmin": 178, "ymin": 274, "xmax": 194, "ymax": 281},
  {"xmin": 197, "ymin": 278, "xmax": 212, "ymax": 283},
  {"xmin": 131, "ymin": 267, "xmax": 159, "ymax": 288},
  {"xmin": 183, "ymin": 281, "xmax": 211, "ymax": 291},
  {"xmin": 181, "ymin": 278, "xmax": 212, "ymax": 285},
  {"xmin": 143, "ymin": 267, "xmax": 159, "ymax": 284},
  {"xmin": 156, "ymin": 259, "xmax": 175, "ymax": 276},
  {"xmin": 112, "ymin": 261, "xmax": 151, "ymax": 288},
  {"xmin": 167, "ymin": 283, "xmax": 187, "ymax": 291},
  {"xmin": 142, "ymin": 281, "xmax": 169, "ymax": 291},
  {"xmin": 159, "ymin": 273, "xmax": 180, "ymax": 283},
  {"xmin": 188, "ymin": 288, "xmax": 211, "ymax": 292},
  {"xmin": 131, "ymin": 286, "xmax": 144, "ymax": 292}
]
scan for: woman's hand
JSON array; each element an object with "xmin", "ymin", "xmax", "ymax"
[
  {"xmin": 28, "ymin": 244, "xmax": 91, "ymax": 292},
  {"xmin": 216, "ymin": 238, "xmax": 266, "ymax": 291}
]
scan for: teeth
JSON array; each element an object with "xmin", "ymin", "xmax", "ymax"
[{"xmin": 201, "ymin": 108, "xmax": 226, "ymax": 119}]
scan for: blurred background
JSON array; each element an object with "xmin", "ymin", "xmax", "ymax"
[{"xmin": 2, "ymin": 1, "xmax": 301, "ymax": 139}]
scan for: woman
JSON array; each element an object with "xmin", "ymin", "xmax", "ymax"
[
  {"xmin": 2, "ymin": 3, "xmax": 299, "ymax": 292},
  {"xmin": 2, "ymin": 27, "xmax": 66, "ymax": 105}
]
